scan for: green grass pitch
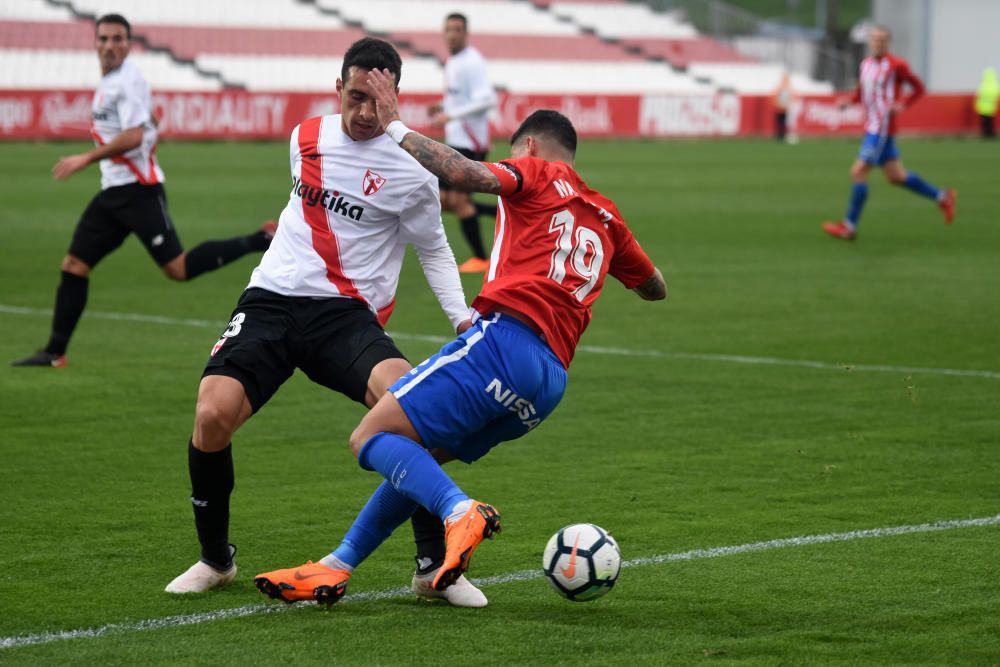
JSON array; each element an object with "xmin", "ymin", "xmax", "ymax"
[{"xmin": 1, "ymin": 137, "xmax": 998, "ymax": 664}]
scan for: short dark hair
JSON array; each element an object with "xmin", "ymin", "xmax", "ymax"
[
  {"xmin": 341, "ymin": 37, "xmax": 402, "ymax": 86},
  {"xmin": 511, "ymin": 110, "xmax": 577, "ymax": 155},
  {"xmin": 95, "ymin": 14, "xmax": 131, "ymax": 39},
  {"xmin": 446, "ymin": 13, "xmax": 468, "ymax": 29}
]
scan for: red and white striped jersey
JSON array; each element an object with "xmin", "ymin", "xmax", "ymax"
[
  {"xmin": 90, "ymin": 58, "xmax": 163, "ymax": 190},
  {"xmin": 853, "ymin": 54, "xmax": 925, "ymax": 136},
  {"xmin": 248, "ymin": 115, "xmax": 469, "ymax": 328},
  {"xmin": 476, "ymin": 156, "xmax": 655, "ymax": 368}
]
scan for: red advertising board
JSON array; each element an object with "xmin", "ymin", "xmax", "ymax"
[{"xmin": 0, "ymin": 89, "xmax": 977, "ymax": 141}]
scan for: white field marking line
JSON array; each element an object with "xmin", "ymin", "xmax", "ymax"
[
  {"xmin": 3, "ymin": 303, "xmax": 1000, "ymax": 380},
  {"xmin": 1, "ymin": 514, "xmax": 998, "ymax": 650}
]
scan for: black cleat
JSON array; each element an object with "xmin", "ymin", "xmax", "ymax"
[{"xmin": 11, "ymin": 350, "xmax": 67, "ymax": 368}]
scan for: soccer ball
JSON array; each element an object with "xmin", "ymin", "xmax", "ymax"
[{"xmin": 542, "ymin": 523, "xmax": 621, "ymax": 601}]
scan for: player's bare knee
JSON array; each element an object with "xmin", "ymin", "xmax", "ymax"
[
  {"xmin": 887, "ymin": 170, "xmax": 907, "ymax": 185},
  {"xmin": 61, "ymin": 255, "xmax": 91, "ymax": 277},
  {"xmin": 348, "ymin": 425, "xmax": 371, "ymax": 459},
  {"xmin": 162, "ymin": 256, "xmax": 187, "ymax": 282},
  {"xmin": 193, "ymin": 398, "xmax": 238, "ymax": 449}
]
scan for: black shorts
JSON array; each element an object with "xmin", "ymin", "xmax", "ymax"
[
  {"xmin": 439, "ymin": 147, "xmax": 488, "ymax": 192},
  {"xmin": 69, "ymin": 182, "xmax": 184, "ymax": 268},
  {"xmin": 202, "ymin": 288, "xmax": 407, "ymax": 412}
]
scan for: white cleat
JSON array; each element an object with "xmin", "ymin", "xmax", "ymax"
[
  {"xmin": 411, "ymin": 569, "xmax": 488, "ymax": 608},
  {"xmin": 165, "ymin": 560, "xmax": 237, "ymax": 594}
]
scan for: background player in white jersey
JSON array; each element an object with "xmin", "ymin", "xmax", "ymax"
[
  {"xmin": 428, "ymin": 12, "xmax": 498, "ymax": 273},
  {"xmin": 11, "ymin": 14, "xmax": 274, "ymax": 368},
  {"xmin": 166, "ymin": 38, "xmax": 487, "ymax": 607}
]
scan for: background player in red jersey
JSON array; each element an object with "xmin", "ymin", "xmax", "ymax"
[
  {"xmin": 253, "ymin": 69, "xmax": 666, "ymax": 606},
  {"xmin": 822, "ymin": 25, "xmax": 956, "ymax": 241}
]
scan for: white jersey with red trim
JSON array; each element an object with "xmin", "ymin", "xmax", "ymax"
[
  {"xmin": 443, "ymin": 46, "xmax": 496, "ymax": 152},
  {"xmin": 247, "ymin": 114, "xmax": 469, "ymax": 328},
  {"xmin": 90, "ymin": 58, "xmax": 163, "ymax": 190}
]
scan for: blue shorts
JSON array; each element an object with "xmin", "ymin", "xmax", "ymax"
[
  {"xmin": 390, "ymin": 313, "xmax": 568, "ymax": 463},
  {"xmin": 858, "ymin": 132, "xmax": 900, "ymax": 166}
]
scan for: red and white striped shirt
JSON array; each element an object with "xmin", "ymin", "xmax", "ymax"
[
  {"xmin": 90, "ymin": 58, "xmax": 163, "ymax": 189},
  {"xmin": 853, "ymin": 54, "xmax": 925, "ymax": 136},
  {"xmin": 248, "ymin": 115, "xmax": 468, "ymax": 328}
]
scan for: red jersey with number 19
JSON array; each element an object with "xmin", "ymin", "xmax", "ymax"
[{"xmin": 476, "ymin": 156, "xmax": 655, "ymax": 368}]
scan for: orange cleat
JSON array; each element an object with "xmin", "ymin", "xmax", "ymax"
[
  {"xmin": 458, "ymin": 257, "xmax": 490, "ymax": 274},
  {"xmin": 259, "ymin": 219, "xmax": 278, "ymax": 240},
  {"xmin": 939, "ymin": 189, "xmax": 956, "ymax": 225},
  {"xmin": 432, "ymin": 501, "xmax": 501, "ymax": 592},
  {"xmin": 254, "ymin": 560, "xmax": 350, "ymax": 605},
  {"xmin": 821, "ymin": 221, "xmax": 857, "ymax": 241}
]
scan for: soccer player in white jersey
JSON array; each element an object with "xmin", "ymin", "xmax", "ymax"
[
  {"xmin": 11, "ymin": 14, "xmax": 274, "ymax": 368},
  {"xmin": 165, "ymin": 38, "xmax": 488, "ymax": 607},
  {"xmin": 428, "ymin": 12, "xmax": 498, "ymax": 273}
]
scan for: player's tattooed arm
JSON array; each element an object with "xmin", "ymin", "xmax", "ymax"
[
  {"xmin": 633, "ymin": 267, "xmax": 667, "ymax": 301},
  {"xmin": 399, "ymin": 134, "xmax": 502, "ymax": 194},
  {"xmin": 367, "ymin": 68, "xmax": 501, "ymax": 194}
]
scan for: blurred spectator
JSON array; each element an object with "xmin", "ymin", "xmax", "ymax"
[
  {"xmin": 975, "ymin": 67, "xmax": 998, "ymax": 139},
  {"xmin": 772, "ymin": 72, "xmax": 796, "ymax": 141}
]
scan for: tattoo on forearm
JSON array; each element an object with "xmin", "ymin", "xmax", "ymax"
[{"xmin": 401, "ymin": 133, "xmax": 501, "ymax": 194}]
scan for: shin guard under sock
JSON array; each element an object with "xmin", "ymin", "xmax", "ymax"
[
  {"xmin": 358, "ymin": 432, "xmax": 469, "ymax": 522},
  {"xmin": 45, "ymin": 271, "xmax": 88, "ymax": 356},
  {"xmin": 188, "ymin": 440, "xmax": 235, "ymax": 569}
]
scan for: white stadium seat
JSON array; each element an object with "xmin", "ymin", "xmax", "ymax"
[
  {"xmin": 63, "ymin": 0, "xmax": 346, "ymax": 29},
  {"xmin": 687, "ymin": 63, "xmax": 834, "ymax": 94},
  {"xmin": 317, "ymin": 0, "xmax": 579, "ymax": 36},
  {"xmin": 195, "ymin": 54, "xmax": 444, "ymax": 93},
  {"xmin": 0, "ymin": 0, "xmax": 836, "ymax": 97},
  {"xmin": 1, "ymin": 49, "xmax": 221, "ymax": 90},
  {"xmin": 548, "ymin": 2, "xmax": 698, "ymax": 39}
]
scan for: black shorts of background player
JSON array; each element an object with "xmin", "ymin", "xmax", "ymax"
[{"xmin": 10, "ymin": 183, "xmax": 275, "ymax": 368}]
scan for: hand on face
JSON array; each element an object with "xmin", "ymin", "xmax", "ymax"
[{"xmin": 366, "ymin": 68, "xmax": 402, "ymax": 130}]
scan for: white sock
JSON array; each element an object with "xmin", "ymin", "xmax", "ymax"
[
  {"xmin": 446, "ymin": 499, "xmax": 473, "ymax": 525},
  {"xmin": 319, "ymin": 554, "xmax": 354, "ymax": 572}
]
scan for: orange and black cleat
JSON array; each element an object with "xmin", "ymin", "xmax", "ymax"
[
  {"xmin": 939, "ymin": 188, "xmax": 956, "ymax": 225},
  {"xmin": 458, "ymin": 257, "xmax": 490, "ymax": 274},
  {"xmin": 821, "ymin": 221, "xmax": 857, "ymax": 241},
  {"xmin": 254, "ymin": 561, "xmax": 350, "ymax": 606},
  {"xmin": 433, "ymin": 501, "xmax": 501, "ymax": 592},
  {"xmin": 11, "ymin": 350, "xmax": 67, "ymax": 368}
]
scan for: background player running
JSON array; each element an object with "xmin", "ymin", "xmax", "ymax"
[
  {"xmin": 253, "ymin": 78, "xmax": 666, "ymax": 607},
  {"xmin": 822, "ymin": 25, "xmax": 956, "ymax": 241},
  {"xmin": 12, "ymin": 14, "xmax": 274, "ymax": 368},
  {"xmin": 165, "ymin": 39, "xmax": 486, "ymax": 607},
  {"xmin": 428, "ymin": 12, "xmax": 498, "ymax": 273}
]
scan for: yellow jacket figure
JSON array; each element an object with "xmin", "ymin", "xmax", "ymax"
[{"xmin": 975, "ymin": 67, "xmax": 998, "ymax": 138}]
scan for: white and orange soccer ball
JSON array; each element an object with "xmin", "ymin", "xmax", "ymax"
[{"xmin": 542, "ymin": 523, "xmax": 621, "ymax": 601}]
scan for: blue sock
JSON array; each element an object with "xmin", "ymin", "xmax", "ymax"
[
  {"xmin": 903, "ymin": 172, "xmax": 942, "ymax": 201},
  {"xmin": 845, "ymin": 182, "xmax": 868, "ymax": 226},
  {"xmin": 329, "ymin": 481, "xmax": 417, "ymax": 569},
  {"xmin": 358, "ymin": 432, "xmax": 469, "ymax": 522}
]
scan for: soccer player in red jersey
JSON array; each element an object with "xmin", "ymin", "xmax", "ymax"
[
  {"xmin": 253, "ymin": 68, "xmax": 666, "ymax": 606},
  {"xmin": 822, "ymin": 25, "xmax": 955, "ymax": 240}
]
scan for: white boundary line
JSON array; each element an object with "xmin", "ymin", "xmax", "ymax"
[
  {"xmin": 2, "ymin": 304, "xmax": 998, "ymax": 380},
  {"xmin": 2, "ymin": 513, "xmax": 998, "ymax": 650}
]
